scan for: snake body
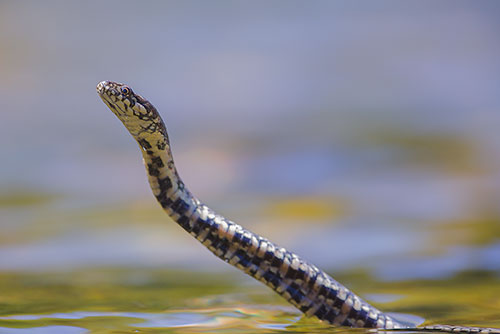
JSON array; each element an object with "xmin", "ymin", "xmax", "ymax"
[{"xmin": 97, "ymin": 80, "xmax": 499, "ymax": 333}]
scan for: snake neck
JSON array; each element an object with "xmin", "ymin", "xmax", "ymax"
[{"xmin": 136, "ymin": 131, "xmax": 198, "ymax": 223}]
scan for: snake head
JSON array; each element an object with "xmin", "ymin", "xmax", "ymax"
[{"xmin": 97, "ymin": 80, "xmax": 167, "ymax": 141}]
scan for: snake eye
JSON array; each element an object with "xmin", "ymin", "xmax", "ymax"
[{"xmin": 120, "ymin": 86, "xmax": 131, "ymax": 95}]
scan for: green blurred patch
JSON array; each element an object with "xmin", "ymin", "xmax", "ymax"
[
  {"xmin": 77, "ymin": 199, "xmax": 169, "ymax": 228},
  {"xmin": 0, "ymin": 190, "xmax": 57, "ymax": 208},
  {"xmin": 262, "ymin": 196, "xmax": 346, "ymax": 222},
  {"xmin": 431, "ymin": 216, "xmax": 500, "ymax": 248},
  {"xmin": 353, "ymin": 128, "xmax": 482, "ymax": 174},
  {"xmin": 0, "ymin": 197, "xmax": 170, "ymax": 246},
  {"xmin": 0, "ymin": 268, "xmax": 242, "ymax": 317}
]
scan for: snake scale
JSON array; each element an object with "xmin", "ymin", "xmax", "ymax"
[{"xmin": 97, "ymin": 80, "xmax": 499, "ymax": 333}]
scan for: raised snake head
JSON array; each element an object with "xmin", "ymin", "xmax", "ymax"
[{"xmin": 97, "ymin": 80, "xmax": 169, "ymax": 150}]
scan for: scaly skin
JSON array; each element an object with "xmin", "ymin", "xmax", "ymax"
[{"xmin": 96, "ymin": 80, "xmax": 500, "ymax": 333}]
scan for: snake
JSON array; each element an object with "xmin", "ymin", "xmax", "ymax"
[{"xmin": 97, "ymin": 80, "xmax": 499, "ymax": 333}]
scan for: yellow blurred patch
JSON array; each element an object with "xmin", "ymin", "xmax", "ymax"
[{"xmin": 263, "ymin": 196, "xmax": 346, "ymax": 222}]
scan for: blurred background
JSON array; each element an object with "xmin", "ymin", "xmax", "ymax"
[{"xmin": 0, "ymin": 1, "xmax": 499, "ymax": 332}]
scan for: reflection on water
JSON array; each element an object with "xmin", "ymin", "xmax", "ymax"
[{"xmin": 0, "ymin": 269, "xmax": 498, "ymax": 333}]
